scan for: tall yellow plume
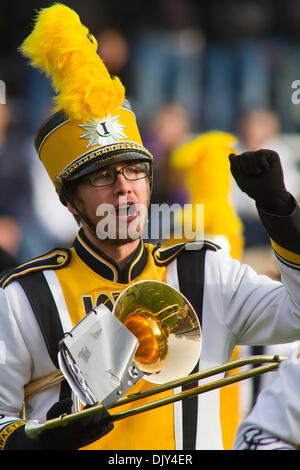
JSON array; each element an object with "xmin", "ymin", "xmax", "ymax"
[{"xmin": 19, "ymin": 3, "xmax": 125, "ymax": 122}]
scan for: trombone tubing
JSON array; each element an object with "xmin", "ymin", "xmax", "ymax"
[
  {"xmin": 25, "ymin": 355, "xmax": 285, "ymax": 439},
  {"xmin": 111, "ymin": 361, "xmax": 282, "ymax": 422},
  {"xmin": 110, "ymin": 354, "xmax": 284, "ymax": 409}
]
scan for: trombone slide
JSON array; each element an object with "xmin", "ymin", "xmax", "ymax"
[{"xmin": 25, "ymin": 355, "xmax": 286, "ymax": 439}]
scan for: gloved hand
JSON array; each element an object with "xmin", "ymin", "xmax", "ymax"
[
  {"xmin": 38, "ymin": 398, "xmax": 114, "ymax": 450},
  {"xmin": 229, "ymin": 149, "xmax": 295, "ymax": 215}
]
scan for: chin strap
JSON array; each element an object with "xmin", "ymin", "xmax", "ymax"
[{"xmin": 61, "ymin": 187, "xmax": 97, "ymax": 235}]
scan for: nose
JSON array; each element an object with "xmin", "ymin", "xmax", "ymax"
[{"xmin": 112, "ymin": 172, "xmax": 132, "ymax": 195}]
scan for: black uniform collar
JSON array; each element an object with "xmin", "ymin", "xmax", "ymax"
[{"xmin": 73, "ymin": 228, "xmax": 147, "ymax": 283}]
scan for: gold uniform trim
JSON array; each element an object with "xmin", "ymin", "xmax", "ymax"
[
  {"xmin": 128, "ymin": 241, "xmax": 144, "ymax": 281},
  {"xmin": 154, "ymin": 241, "xmax": 219, "ymax": 266},
  {"xmin": 271, "ymin": 239, "xmax": 300, "ymax": 266},
  {"xmin": 59, "ymin": 141, "xmax": 153, "ymax": 181},
  {"xmin": 1, "ymin": 250, "xmax": 69, "ymax": 288},
  {"xmin": 0, "ymin": 420, "xmax": 27, "ymax": 450},
  {"xmin": 76, "ymin": 231, "xmax": 119, "ymax": 281},
  {"xmin": 153, "ymin": 245, "xmax": 186, "ymax": 265}
]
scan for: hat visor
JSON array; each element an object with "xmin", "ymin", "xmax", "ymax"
[{"xmin": 65, "ymin": 151, "xmax": 152, "ymax": 182}]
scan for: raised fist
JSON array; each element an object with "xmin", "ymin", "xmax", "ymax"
[{"xmin": 229, "ymin": 149, "xmax": 294, "ymax": 215}]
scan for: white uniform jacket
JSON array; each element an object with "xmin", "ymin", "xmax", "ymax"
[{"xmin": 234, "ymin": 348, "xmax": 300, "ymax": 450}]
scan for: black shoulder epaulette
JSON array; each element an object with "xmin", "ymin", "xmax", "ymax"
[
  {"xmin": 152, "ymin": 240, "xmax": 220, "ymax": 266},
  {"xmin": 0, "ymin": 248, "xmax": 71, "ymax": 289}
]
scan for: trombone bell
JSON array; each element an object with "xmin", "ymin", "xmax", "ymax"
[
  {"xmin": 113, "ymin": 280, "xmax": 202, "ymax": 384},
  {"xmin": 123, "ymin": 309, "xmax": 168, "ymax": 373}
]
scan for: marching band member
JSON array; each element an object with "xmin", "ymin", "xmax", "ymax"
[{"xmin": 0, "ymin": 4, "xmax": 300, "ymax": 450}]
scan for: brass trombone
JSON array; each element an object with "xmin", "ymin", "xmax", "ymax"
[
  {"xmin": 25, "ymin": 354, "xmax": 286, "ymax": 439},
  {"xmin": 24, "ymin": 281, "xmax": 287, "ymax": 439}
]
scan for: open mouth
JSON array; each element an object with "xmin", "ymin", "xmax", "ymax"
[
  {"xmin": 115, "ymin": 203, "xmax": 137, "ymax": 221},
  {"xmin": 95, "ymin": 201, "xmax": 147, "ymax": 240}
]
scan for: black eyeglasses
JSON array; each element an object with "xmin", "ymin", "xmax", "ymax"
[{"xmin": 88, "ymin": 162, "xmax": 150, "ymax": 187}]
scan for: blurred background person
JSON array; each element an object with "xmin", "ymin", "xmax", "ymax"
[
  {"xmin": 232, "ymin": 108, "xmax": 299, "ymax": 249},
  {"xmin": 0, "ymin": 101, "xmax": 36, "ymax": 262},
  {"xmin": 128, "ymin": 0, "xmax": 205, "ymax": 132},
  {"xmin": 140, "ymin": 102, "xmax": 192, "ymax": 244},
  {"xmin": 96, "ymin": 27, "xmax": 130, "ymax": 84},
  {"xmin": 27, "ymin": 144, "xmax": 79, "ymax": 252},
  {"xmin": 143, "ymin": 103, "xmax": 192, "ymax": 205},
  {"xmin": 0, "ymin": 99, "xmax": 78, "ymax": 261},
  {"xmin": 168, "ymin": 131, "xmax": 244, "ymax": 259},
  {"xmin": 202, "ymin": 0, "xmax": 275, "ymax": 133}
]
